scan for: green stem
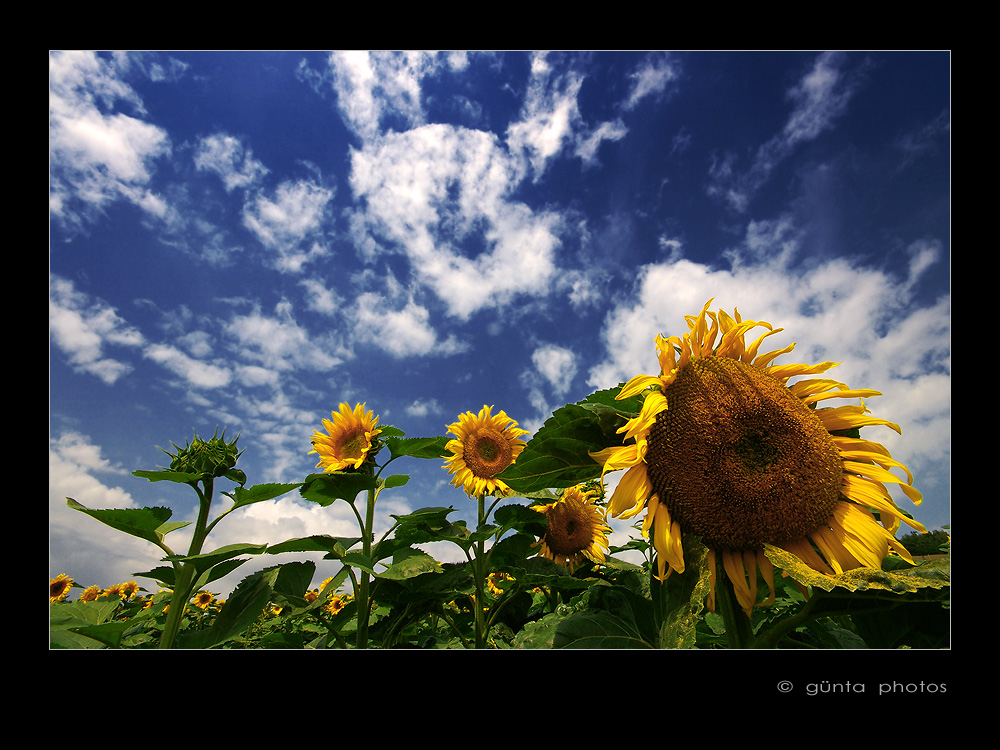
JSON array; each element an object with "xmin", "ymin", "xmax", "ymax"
[
  {"xmin": 473, "ymin": 493, "xmax": 488, "ymax": 649},
  {"xmin": 356, "ymin": 485, "xmax": 378, "ymax": 649},
  {"xmin": 159, "ymin": 477, "xmax": 214, "ymax": 649},
  {"xmin": 715, "ymin": 566, "xmax": 756, "ymax": 649}
]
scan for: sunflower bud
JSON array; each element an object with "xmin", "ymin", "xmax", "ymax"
[{"xmin": 164, "ymin": 430, "xmax": 243, "ymax": 480}]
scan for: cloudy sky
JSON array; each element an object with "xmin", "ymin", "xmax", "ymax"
[{"xmin": 50, "ymin": 51, "xmax": 950, "ymax": 598}]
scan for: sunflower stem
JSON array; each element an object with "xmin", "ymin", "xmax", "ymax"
[
  {"xmin": 356, "ymin": 485, "xmax": 378, "ymax": 649},
  {"xmin": 473, "ymin": 493, "xmax": 488, "ymax": 649},
  {"xmin": 159, "ymin": 477, "xmax": 214, "ymax": 649},
  {"xmin": 715, "ymin": 566, "xmax": 756, "ymax": 649}
]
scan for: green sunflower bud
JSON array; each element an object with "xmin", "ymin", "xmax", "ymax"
[{"xmin": 163, "ymin": 429, "xmax": 243, "ymax": 480}]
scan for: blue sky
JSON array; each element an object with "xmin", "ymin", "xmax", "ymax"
[{"xmin": 50, "ymin": 51, "xmax": 950, "ymax": 598}]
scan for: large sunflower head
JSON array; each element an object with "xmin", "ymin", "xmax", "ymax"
[
  {"xmin": 443, "ymin": 405, "xmax": 530, "ymax": 498},
  {"xmin": 591, "ymin": 299, "xmax": 927, "ymax": 616},
  {"xmin": 309, "ymin": 402, "xmax": 382, "ymax": 473},
  {"xmin": 532, "ymin": 483, "xmax": 613, "ymax": 573}
]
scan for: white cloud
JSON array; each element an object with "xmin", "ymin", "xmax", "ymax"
[
  {"xmin": 349, "ymin": 124, "xmax": 562, "ymax": 320},
  {"xmin": 49, "ymin": 431, "xmax": 158, "ymax": 590},
  {"xmin": 194, "ymin": 132, "xmax": 268, "ymax": 192},
  {"xmin": 49, "ymin": 51, "xmax": 171, "ymax": 231},
  {"xmin": 352, "ymin": 292, "xmax": 467, "ymax": 358},
  {"xmin": 242, "ymin": 179, "xmax": 334, "ymax": 272},
  {"xmin": 405, "ymin": 398, "xmax": 442, "ymax": 418},
  {"xmin": 575, "ymin": 119, "xmax": 628, "ymax": 166},
  {"xmin": 326, "ymin": 50, "xmax": 464, "ymax": 142},
  {"xmin": 299, "ymin": 278, "xmax": 342, "ymax": 316},
  {"xmin": 505, "ymin": 52, "xmax": 585, "ymax": 181},
  {"xmin": 226, "ymin": 300, "xmax": 344, "ymax": 372},
  {"xmin": 623, "ymin": 53, "xmax": 680, "ymax": 111},
  {"xmin": 707, "ymin": 52, "xmax": 862, "ymax": 213},
  {"xmin": 144, "ymin": 343, "xmax": 232, "ymax": 389},
  {"xmin": 49, "ymin": 275, "xmax": 144, "ymax": 385},
  {"xmin": 532, "ymin": 344, "xmax": 578, "ymax": 395}
]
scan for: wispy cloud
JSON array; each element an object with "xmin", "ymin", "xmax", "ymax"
[
  {"xmin": 707, "ymin": 52, "xmax": 864, "ymax": 213},
  {"xmin": 242, "ymin": 179, "xmax": 335, "ymax": 272},
  {"xmin": 49, "ymin": 51, "xmax": 172, "ymax": 232},
  {"xmin": 348, "ymin": 124, "xmax": 562, "ymax": 320},
  {"xmin": 49, "ymin": 276, "xmax": 145, "ymax": 385},
  {"xmin": 194, "ymin": 132, "xmax": 269, "ymax": 192}
]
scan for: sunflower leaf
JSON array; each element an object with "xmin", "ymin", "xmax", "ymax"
[
  {"xmin": 66, "ymin": 499, "xmax": 176, "ymax": 545},
  {"xmin": 266, "ymin": 534, "xmax": 362, "ymax": 559},
  {"xmin": 224, "ymin": 482, "xmax": 303, "ymax": 510},
  {"xmin": 762, "ymin": 544, "xmax": 951, "ymax": 594},
  {"xmin": 385, "ymin": 435, "xmax": 451, "ymax": 460},
  {"xmin": 299, "ymin": 472, "xmax": 378, "ymax": 506},
  {"xmin": 497, "ymin": 405, "xmax": 617, "ymax": 493}
]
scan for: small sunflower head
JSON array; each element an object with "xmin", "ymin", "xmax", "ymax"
[
  {"xmin": 443, "ymin": 405, "xmax": 530, "ymax": 498},
  {"xmin": 191, "ymin": 591, "xmax": 215, "ymax": 610},
  {"xmin": 310, "ymin": 402, "xmax": 383, "ymax": 473},
  {"xmin": 532, "ymin": 483, "xmax": 612, "ymax": 573},
  {"xmin": 50, "ymin": 574, "xmax": 74, "ymax": 603},
  {"xmin": 164, "ymin": 429, "xmax": 243, "ymax": 480}
]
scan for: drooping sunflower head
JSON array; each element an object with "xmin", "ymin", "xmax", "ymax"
[
  {"xmin": 443, "ymin": 405, "xmax": 530, "ymax": 498},
  {"xmin": 592, "ymin": 299, "xmax": 926, "ymax": 616},
  {"xmin": 309, "ymin": 402, "xmax": 382, "ymax": 473},
  {"xmin": 50, "ymin": 574, "xmax": 74, "ymax": 604},
  {"xmin": 532, "ymin": 483, "xmax": 613, "ymax": 573}
]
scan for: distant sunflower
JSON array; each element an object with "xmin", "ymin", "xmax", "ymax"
[
  {"xmin": 192, "ymin": 591, "xmax": 214, "ymax": 610},
  {"xmin": 310, "ymin": 402, "xmax": 382, "ymax": 472},
  {"xmin": 532, "ymin": 484, "xmax": 612, "ymax": 573},
  {"xmin": 591, "ymin": 299, "xmax": 926, "ymax": 616},
  {"xmin": 103, "ymin": 582, "xmax": 127, "ymax": 599},
  {"xmin": 50, "ymin": 574, "xmax": 73, "ymax": 603},
  {"xmin": 79, "ymin": 585, "xmax": 102, "ymax": 602},
  {"xmin": 120, "ymin": 580, "xmax": 140, "ymax": 599},
  {"xmin": 444, "ymin": 405, "xmax": 530, "ymax": 498}
]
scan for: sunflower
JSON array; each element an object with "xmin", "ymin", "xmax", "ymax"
[
  {"xmin": 191, "ymin": 591, "xmax": 214, "ymax": 610},
  {"xmin": 591, "ymin": 299, "xmax": 926, "ymax": 616},
  {"xmin": 50, "ymin": 574, "xmax": 73, "ymax": 603},
  {"xmin": 532, "ymin": 484, "xmax": 613, "ymax": 573},
  {"xmin": 443, "ymin": 405, "xmax": 530, "ymax": 498},
  {"xmin": 309, "ymin": 402, "xmax": 382, "ymax": 472},
  {"xmin": 120, "ymin": 580, "xmax": 140, "ymax": 599},
  {"xmin": 79, "ymin": 585, "xmax": 102, "ymax": 602}
]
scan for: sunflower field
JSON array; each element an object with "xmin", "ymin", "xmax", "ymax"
[{"xmin": 51, "ymin": 302, "xmax": 950, "ymax": 649}]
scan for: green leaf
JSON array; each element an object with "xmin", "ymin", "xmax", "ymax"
[
  {"xmin": 224, "ymin": 481, "xmax": 303, "ymax": 510},
  {"xmin": 376, "ymin": 547, "xmax": 443, "ymax": 580},
  {"xmin": 496, "ymin": 387, "xmax": 642, "ymax": 494},
  {"xmin": 67, "ymin": 620, "xmax": 133, "ymax": 649},
  {"xmin": 265, "ymin": 534, "xmax": 361, "ymax": 559},
  {"xmin": 389, "ymin": 507, "xmax": 472, "ymax": 549},
  {"xmin": 299, "ymin": 472, "xmax": 377, "ymax": 507},
  {"xmin": 133, "ymin": 565, "xmax": 177, "ymax": 588},
  {"xmin": 131, "ymin": 469, "xmax": 203, "ymax": 484},
  {"xmin": 385, "ymin": 435, "xmax": 450, "ymax": 460},
  {"xmin": 50, "ymin": 598, "xmax": 123, "ymax": 649},
  {"xmin": 272, "ymin": 561, "xmax": 317, "ymax": 600},
  {"xmin": 762, "ymin": 544, "xmax": 951, "ymax": 594},
  {"xmin": 656, "ymin": 537, "xmax": 713, "ymax": 649},
  {"xmin": 180, "ymin": 566, "xmax": 281, "ymax": 649},
  {"xmin": 164, "ymin": 543, "xmax": 267, "ymax": 577},
  {"xmin": 381, "ymin": 474, "xmax": 409, "ymax": 489},
  {"xmin": 67, "ymin": 499, "xmax": 175, "ymax": 546}
]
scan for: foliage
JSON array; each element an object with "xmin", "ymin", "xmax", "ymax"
[{"xmin": 54, "ymin": 390, "xmax": 950, "ymax": 649}]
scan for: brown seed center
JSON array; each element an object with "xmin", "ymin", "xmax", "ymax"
[{"xmin": 645, "ymin": 356, "xmax": 843, "ymax": 551}]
